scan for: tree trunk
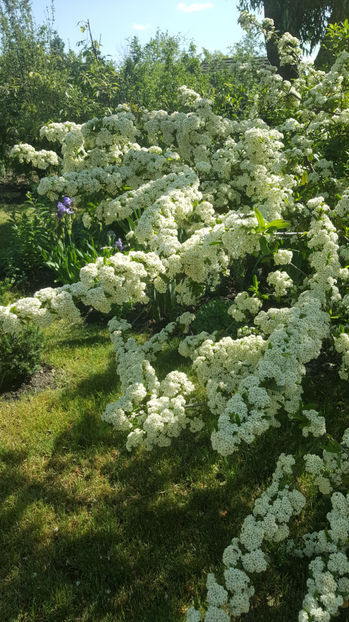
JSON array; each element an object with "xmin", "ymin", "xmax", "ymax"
[{"xmin": 263, "ymin": 0, "xmax": 300, "ymax": 80}]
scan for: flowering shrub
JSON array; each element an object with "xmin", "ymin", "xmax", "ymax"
[{"xmin": 1, "ymin": 17, "xmax": 349, "ymax": 620}]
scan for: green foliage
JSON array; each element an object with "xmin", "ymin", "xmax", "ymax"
[
  {"xmin": 116, "ymin": 31, "xmax": 209, "ymax": 112},
  {"xmin": 72, "ymin": 19, "xmax": 119, "ymax": 117},
  {"xmin": 322, "ymin": 18, "xmax": 349, "ymax": 68},
  {"xmin": 0, "ymin": 322, "xmax": 43, "ymax": 390},
  {"xmin": 192, "ymin": 298, "xmax": 232, "ymax": 334},
  {"xmin": 115, "ymin": 29, "xmax": 264, "ymax": 121},
  {"xmin": 149, "ymin": 282, "xmax": 179, "ymax": 323},
  {"xmin": 0, "ymin": 0, "xmax": 119, "ymax": 170},
  {"xmin": 6, "ymin": 194, "xmax": 57, "ymax": 287},
  {"xmin": 325, "ymin": 18, "xmax": 349, "ymax": 56},
  {"xmin": 207, "ymin": 32, "xmax": 264, "ymax": 119},
  {"xmin": 41, "ymin": 238, "xmax": 98, "ymax": 285},
  {"xmin": 6, "ymin": 194, "xmax": 120, "ymax": 287}
]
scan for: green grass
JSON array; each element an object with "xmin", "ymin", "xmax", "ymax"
[{"xmin": 1, "ymin": 320, "xmax": 348, "ymax": 622}]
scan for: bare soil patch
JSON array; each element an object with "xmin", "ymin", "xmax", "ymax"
[{"xmin": 0, "ymin": 364, "xmax": 58, "ymax": 401}]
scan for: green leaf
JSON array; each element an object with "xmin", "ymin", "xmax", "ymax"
[
  {"xmin": 265, "ymin": 219, "xmax": 290, "ymax": 232},
  {"xmin": 259, "ymin": 237, "xmax": 270, "ymax": 256},
  {"xmin": 300, "ymin": 170, "xmax": 308, "ymax": 186},
  {"xmin": 254, "ymin": 208, "xmax": 265, "ymax": 232}
]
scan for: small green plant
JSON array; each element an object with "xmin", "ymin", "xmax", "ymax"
[
  {"xmin": 6, "ymin": 193, "xmax": 57, "ymax": 287},
  {"xmin": 0, "ymin": 323, "xmax": 43, "ymax": 391},
  {"xmin": 41, "ymin": 237, "xmax": 100, "ymax": 284}
]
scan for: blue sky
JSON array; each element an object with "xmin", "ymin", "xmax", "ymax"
[{"xmin": 30, "ymin": 0, "xmax": 255, "ymax": 61}]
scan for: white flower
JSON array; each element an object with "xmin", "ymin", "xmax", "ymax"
[
  {"xmin": 241, "ymin": 549, "xmax": 268, "ymax": 573},
  {"xmin": 267, "ymin": 270, "xmax": 293, "ymax": 297},
  {"xmin": 82, "ymin": 213, "xmax": 92, "ymax": 229},
  {"xmin": 206, "ymin": 574, "xmax": 228, "ymax": 607},
  {"xmin": 302, "ymin": 409, "xmax": 326, "ymax": 438},
  {"xmin": 274, "ymin": 249, "xmax": 293, "ymax": 265},
  {"xmin": 186, "ymin": 607, "xmax": 201, "ymax": 622}
]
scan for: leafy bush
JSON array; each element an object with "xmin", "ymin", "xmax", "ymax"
[
  {"xmin": 0, "ymin": 323, "xmax": 43, "ymax": 391},
  {"xmin": 325, "ymin": 19, "xmax": 349, "ymax": 56},
  {"xmin": 0, "ymin": 1, "xmax": 120, "ymax": 172},
  {"xmin": 6, "ymin": 194, "xmax": 56, "ymax": 287},
  {"xmin": 192, "ymin": 298, "xmax": 232, "ymax": 334}
]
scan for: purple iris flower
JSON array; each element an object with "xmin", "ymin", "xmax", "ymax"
[
  {"xmin": 106, "ymin": 231, "xmax": 124, "ymax": 251},
  {"xmin": 115, "ymin": 238, "xmax": 124, "ymax": 251},
  {"xmin": 62, "ymin": 196, "xmax": 74, "ymax": 208},
  {"xmin": 57, "ymin": 197, "xmax": 74, "ymax": 219}
]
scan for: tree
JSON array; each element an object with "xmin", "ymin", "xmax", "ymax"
[
  {"xmin": 237, "ymin": 0, "xmax": 349, "ymax": 77},
  {"xmin": 116, "ymin": 31, "xmax": 209, "ymax": 112}
]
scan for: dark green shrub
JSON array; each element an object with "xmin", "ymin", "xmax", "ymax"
[
  {"xmin": 0, "ymin": 323, "xmax": 43, "ymax": 391},
  {"xmin": 192, "ymin": 298, "xmax": 232, "ymax": 334},
  {"xmin": 6, "ymin": 195, "xmax": 56, "ymax": 287}
]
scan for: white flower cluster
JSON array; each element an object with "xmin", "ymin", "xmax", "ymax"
[
  {"xmin": 37, "ymin": 165, "xmax": 124, "ymax": 203},
  {"xmin": 0, "ymin": 287, "xmax": 80, "ymax": 335},
  {"xmin": 333, "ymin": 332, "xmax": 349, "ymax": 380},
  {"xmin": 304, "ymin": 428, "xmax": 349, "ymax": 496},
  {"xmin": 10, "ymin": 143, "xmax": 60, "ymax": 169},
  {"xmin": 228, "ymin": 291, "xmax": 262, "ymax": 322},
  {"xmin": 277, "ymin": 33, "xmax": 302, "ymax": 67},
  {"xmin": 302, "ymin": 51, "xmax": 349, "ymax": 112},
  {"xmin": 267, "ymin": 270, "xmax": 293, "ymax": 297},
  {"xmin": 79, "ymin": 251, "xmax": 164, "ymax": 312},
  {"xmin": 187, "ymin": 454, "xmax": 306, "ymax": 620},
  {"xmin": 40, "ymin": 121, "xmax": 82, "ymax": 143},
  {"xmin": 297, "ymin": 493, "xmax": 349, "ymax": 622},
  {"xmin": 274, "ymin": 249, "xmax": 293, "ymax": 265},
  {"xmin": 211, "ymin": 293, "xmax": 329, "ymax": 456},
  {"xmin": 302, "ymin": 409, "xmax": 326, "ymax": 438},
  {"xmin": 333, "ymin": 191, "xmax": 349, "ymax": 220},
  {"xmin": 102, "ymin": 316, "xmax": 204, "ymax": 451},
  {"xmin": 0, "ymin": 252, "xmax": 165, "ymax": 333},
  {"xmin": 306, "ymin": 199, "xmax": 342, "ymax": 305},
  {"xmin": 97, "ymin": 167, "xmax": 198, "ymax": 224},
  {"xmin": 180, "ymin": 333, "xmax": 266, "ymax": 416},
  {"xmin": 298, "ymin": 557, "xmax": 348, "ymax": 622}
]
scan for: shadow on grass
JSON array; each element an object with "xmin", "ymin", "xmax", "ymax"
[
  {"xmin": 1, "ymin": 406, "xmax": 335, "ymax": 622},
  {"xmin": 0, "ymin": 423, "xmax": 239, "ymax": 621},
  {"xmin": 56, "ymin": 333, "xmax": 111, "ymax": 350}
]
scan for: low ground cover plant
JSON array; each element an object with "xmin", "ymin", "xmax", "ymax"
[
  {"xmin": 0, "ymin": 322, "xmax": 42, "ymax": 390},
  {"xmin": 1, "ymin": 16, "xmax": 348, "ymax": 621}
]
